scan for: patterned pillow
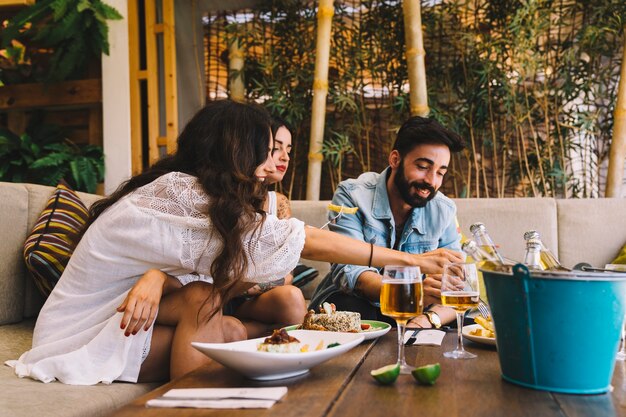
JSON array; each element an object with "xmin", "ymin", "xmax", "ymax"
[{"xmin": 23, "ymin": 181, "xmax": 89, "ymax": 297}]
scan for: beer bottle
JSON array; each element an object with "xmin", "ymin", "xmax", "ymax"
[
  {"xmin": 523, "ymin": 230, "xmax": 569, "ymax": 271},
  {"xmin": 523, "ymin": 238, "xmax": 544, "ymax": 270},
  {"xmin": 462, "ymin": 239, "xmax": 499, "ymax": 264},
  {"xmin": 470, "ymin": 222, "xmax": 506, "ymax": 265}
]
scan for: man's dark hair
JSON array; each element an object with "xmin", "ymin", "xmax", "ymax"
[{"xmin": 392, "ymin": 116, "xmax": 465, "ymax": 157}]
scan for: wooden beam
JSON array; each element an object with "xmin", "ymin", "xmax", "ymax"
[
  {"xmin": 128, "ymin": 0, "xmax": 143, "ymax": 175},
  {"xmin": 0, "ymin": 79, "xmax": 102, "ymax": 110},
  {"xmin": 88, "ymin": 107, "xmax": 103, "ymax": 146},
  {"xmin": 145, "ymin": 0, "xmax": 160, "ymax": 166},
  {"xmin": 6, "ymin": 111, "xmax": 26, "ymax": 134},
  {"xmin": 163, "ymin": 0, "xmax": 178, "ymax": 153}
]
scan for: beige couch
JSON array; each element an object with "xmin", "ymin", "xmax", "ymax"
[
  {"xmin": 2, "ymin": 182, "xmax": 626, "ymax": 416},
  {"xmin": 294, "ymin": 197, "xmax": 626, "ymax": 298}
]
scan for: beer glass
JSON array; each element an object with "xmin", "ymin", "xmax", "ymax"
[
  {"xmin": 380, "ymin": 266, "xmax": 423, "ymax": 374},
  {"xmin": 441, "ymin": 262, "xmax": 480, "ymax": 359}
]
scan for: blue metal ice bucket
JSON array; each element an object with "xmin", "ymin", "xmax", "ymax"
[{"xmin": 482, "ymin": 264, "xmax": 626, "ymax": 394}]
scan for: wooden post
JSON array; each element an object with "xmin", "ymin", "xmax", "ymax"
[
  {"xmin": 144, "ymin": 0, "xmax": 159, "ymax": 165},
  {"xmin": 163, "ymin": 0, "xmax": 178, "ymax": 154},
  {"xmin": 403, "ymin": 0, "xmax": 429, "ymax": 117},
  {"xmin": 606, "ymin": 29, "xmax": 626, "ymax": 197},
  {"xmin": 229, "ymin": 36, "xmax": 245, "ymax": 102},
  {"xmin": 306, "ymin": 0, "xmax": 334, "ymax": 200}
]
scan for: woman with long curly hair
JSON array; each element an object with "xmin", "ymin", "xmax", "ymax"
[{"xmin": 9, "ymin": 100, "xmax": 462, "ymax": 385}]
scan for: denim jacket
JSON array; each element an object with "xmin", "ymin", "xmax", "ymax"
[{"xmin": 309, "ymin": 167, "xmax": 461, "ymax": 309}]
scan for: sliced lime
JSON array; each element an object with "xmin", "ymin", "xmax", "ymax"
[
  {"xmin": 411, "ymin": 363, "xmax": 441, "ymax": 385},
  {"xmin": 370, "ymin": 363, "xmax": 400, "ymax": 385}
]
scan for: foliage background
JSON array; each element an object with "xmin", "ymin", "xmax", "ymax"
[{"xmin": 204, "ymin": 0, "xmax": 625, "ymax": 199}]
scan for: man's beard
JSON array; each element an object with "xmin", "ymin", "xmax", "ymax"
[{"xmin": 393, "ymin": 161, "xmax": 438, "ymax": 208}]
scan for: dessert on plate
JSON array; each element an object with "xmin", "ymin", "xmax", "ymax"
[{"xmin": 302, "ymin": 302, "xmax": 361, "ymax": 333}]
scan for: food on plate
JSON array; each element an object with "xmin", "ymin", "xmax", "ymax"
[
  {"xmin": 412, "ymin": 363, "xmax": 441, "ymax": 385},
  {"xmin": 371, "ymin": 363, "xmax": 400, "ymax": 385},
  {"xmin": 302, "ymin": 303, "xmax": 361, "ymax": 332},
  {"xmin": 327, "ymin": 204, "xmax": 359, "ymax": 214},
  {"xmin": 257, "ymin": 329, "xmax": 301, "ymax": 353},
  {"xmin": 471, "ymin": 316, "xmax": 495, "ymax": 338}
]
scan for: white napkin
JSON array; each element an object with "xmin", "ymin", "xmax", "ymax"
[
  {"xmin": 146, "ymin": 387, "xmax": 288, "ymax": 409},
  {"xmin": 404, "ymin": 330, "xmax": 446, "ymax": 346}
]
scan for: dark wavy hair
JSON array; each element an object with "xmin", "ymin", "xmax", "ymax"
[
  {"xmin": 392, "ymin": 116, "xmax": 465, "ymax": 157},
  {"xmin": 86, "ymin": 100, "xmax": 272, "ymax": 316}
]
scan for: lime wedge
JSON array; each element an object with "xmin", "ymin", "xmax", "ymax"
[
  {"xmin": 411, "ymin": 363, "xmax": 441, "ymax": 385},
  {"xmin": 370, "ymin": 364, "xmax": 400, "ymax": 385}
]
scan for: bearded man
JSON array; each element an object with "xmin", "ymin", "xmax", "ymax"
[{"xmin": 309, "ymin": 117, "xmax": 465, "ymax": 328}]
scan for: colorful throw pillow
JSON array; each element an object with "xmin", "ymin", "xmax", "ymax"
[
  {"xmin": 23, "ymin": 181, "xmax": 89, "ymax": 297},
  {"xmin": 613, "ymin": 243, "xmax": 626, "ymax": 265},
  {"xmin": 292, "ymin": 263, "xmax": 319, "ymax": 288}
]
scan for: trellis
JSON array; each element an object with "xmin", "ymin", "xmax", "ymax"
[{"xmin": 203, "ymin": 0, "xmax": 625, "ymax": 200}]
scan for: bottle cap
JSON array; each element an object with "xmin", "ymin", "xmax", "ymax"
[
  {"xmin": 461, "ymin": 240, "xmax": 478, "ymax": 253},
  {"xmin": 524, "ymin": 230, "xmax": 539, "ymax": 240},
  {"xmin": 469, "ymin": 223, "xmax": 486, "ymax": 234}
]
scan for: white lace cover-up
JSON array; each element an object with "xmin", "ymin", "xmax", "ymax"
[{"xmin": 7, "ymin": 172, "xmax": 305, "ymax": 385}]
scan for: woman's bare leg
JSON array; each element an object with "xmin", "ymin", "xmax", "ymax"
[
  {"xmin": 139, "ymin": 281, "xmax": 247, "ymax": 381},
  {"xmin": 235, "ymin": 285, "xmax": 306, "ymax": 338}
]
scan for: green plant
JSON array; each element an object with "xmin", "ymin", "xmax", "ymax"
[
  {"xmin": 0, "ymin": 117, "xmax": 104, "ymax": 193},
  {"xmin": 208, "ymin": 0, "xmax": 623, "ymax": 199},
  {"xmin": 0, "ymin": 0, "xmax": 122, "ymax": 84}
]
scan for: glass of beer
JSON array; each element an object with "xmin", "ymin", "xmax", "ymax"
[
  {"xmin": 380, "ymin": 265, "xmax": 423, "ymax": 374},
  {"xmin": 441, "ymin": 262, "xmax": 480, "ymax": 359}
]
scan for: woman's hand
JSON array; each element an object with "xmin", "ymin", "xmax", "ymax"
[
  {"xmin": 411, "ymin": 248, "xmax": 464, "ymax": 274},
  {"xmin": 117, "ymin": 269, "xmax": 167, "ymax": 336}
]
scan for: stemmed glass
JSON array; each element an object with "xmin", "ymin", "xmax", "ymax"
[
  {"xmin": 380, "ymin": 265, "xmax": 423, "ymax": 374},
  {"xmin": 441, "ymin": 262, "xmax": 480, "ymax": 359}
]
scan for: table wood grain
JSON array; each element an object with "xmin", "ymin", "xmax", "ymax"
[
  {"xmin": 109, "ymin": 339, "xmax": 375, "ymax": 417},
  {"xmin": 109, "ymin": 329, "xmax": 626, "ymax": 417}
]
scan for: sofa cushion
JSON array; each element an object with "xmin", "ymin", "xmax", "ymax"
[
  {"xmin": 454, "ymin": 198, "xmax": 558, "ymax": 264},
  {"xmin": 557, "ymin": 199, "xmax": 626, "ymax": 268},
  {"xmin": 23, "ymin": 181, "xmax": 89, "ymax": 297},
  {"xmin": 0, "ymin": 182, "xmax": 29, "ymax": 325},
  {"xmin": 290, "ymin": 200, "xmax": 333, "ymax": 299},
  {"xmin": 0, "ymin": 319, "xmax": 159, "ymax": 417}
]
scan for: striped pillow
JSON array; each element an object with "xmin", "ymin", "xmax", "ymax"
[{"xmin": 23, "ymin": 181, "xmax": 89, "ymax": 297}]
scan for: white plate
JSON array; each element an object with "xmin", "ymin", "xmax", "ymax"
[
  {"xmin": 283, "ymin": 320, "xmax": 391, "ymax": 341},
  {"xmin": 462, "ymin": 324, "xmax": 497, "ymax": 346},
  {"xmin": 192, "ymin": 330, "xmax": 364, "ymax": 380}
]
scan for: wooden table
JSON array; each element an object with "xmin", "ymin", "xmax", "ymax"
[{"xmin": 110, "ymin": 330, "xmax": 626, "ymax": 417}]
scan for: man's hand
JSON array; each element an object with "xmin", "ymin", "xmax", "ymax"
[
  {"xmin": 411, "ymin": 248, "xmax": 464, "ymax": 274},
  {"xmin": 117, "ymin": 269, "xmax": 167, "ymax": 336},
  {"xmin": 423, "ymin": 274, "xmax": 442, "ymax": 304}
]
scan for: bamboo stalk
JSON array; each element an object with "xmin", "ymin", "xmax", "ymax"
[
  {"xmin": 523, "ymin": 84, "xmax": 548, "ymax": 195},
  {"xmin": 306, "ymin": 0, "xmax": 334, "ymax": 200},
  {"xmin": 487, "ymin": 77, "xmax": 501, "ymax": 197},
  {"xmin": 606, "ymin": 28, "xmax": 626, "ymax": 197},
  {"xmin": 403, "ymin": 0, "xmax": 429, "ymax": 117},
  {"xmin": 228, "ymin": 36, "xmax": 245, "ymax": 102}
]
